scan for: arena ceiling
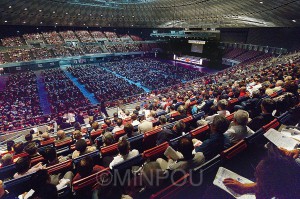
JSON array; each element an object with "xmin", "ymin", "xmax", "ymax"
[{"xmin": 0, "ymin": 0, "xmax": 300, "ymax": 28}]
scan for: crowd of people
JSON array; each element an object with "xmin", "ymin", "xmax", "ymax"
[
  {"xmin": 30, "ymin": 47, "xmax": 53, "ymax": 60},
  {"xmin": 42, "ymin": 31, "xmax": 64, "ymax": 45},
  {"xmin": 103, "ymin": 58, "xmax": 206, "ymax": 90},
  {"xmin": 67, "ymin": 64, "xmax": 145, "ymax": 102},
  {"xmin": 59, "ymin": 31, "xmax": 78, "ymax": 40},
  {"xmin": 84, "ymin": 45, "xmax": 103, "ymax": 54},
  {"xmin": 1, "ymin": 37, "xmax": 24, "ymax": 47},
  {"xmin": 23, "ymin": 33, "xmax": 45, "ymax": 42},
  {"xmin": 75, "ymin": 30, "xmax": 95, "ymax": 43},
  {"xmin": 7, "ymin": 49, "xmax": 31, "ymax": 63},
  {"xmin": 42, "ymin": 68, "xmax": 91, "ymax": 114},
  {"xmin": 0, "ymin": 71, "xmax": 43, "ymax": 131},
  {"xmin": 89, "ymin": 31, "xmax": 107, "ymax": 40}
]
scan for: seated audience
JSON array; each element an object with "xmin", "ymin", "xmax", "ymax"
[
  {"xmin": 73, "ymin": 156, "xmax": 105, "ymax": 181},
  {"xmin": 156, "ymin": 120, "xmax": 186, "ymax": 145},
  {"xmin": 112, "ymin": 118, "xmax": 124, "ymax": 133},
  {"xmin": 13, "ymin": 142, "xmax": 24, "ymax": 155},
  {"xmin": 248, "ymin": 98, "xmax": 276, "ymax": 131},
  {"xmin": 157, "ymin": 137, "xmax": 205, "ymax": 171},
  {"xmin": 205, "ymin": 99, "xmax": 230, "ymax": 123},
  {"xmin": 138, "ymin": 115, "xmax": 153, "ymax": 134},
  {"xmin": 131, "ymin": 114, "xmax": 140, "ymax": 126},
  {"xmin": 72, "ymin": 139, "xmax": 96, "ymax": 159},
  {"xmin": 194, "ymin": 115, "xmax": 230, "ymax": 160},
  {"xmin": 121, "ymin": 123, "xmax": 138, "ymax": 140},
  {"xmin": 14, "ymin": 156, "xmax": 44, "ymax": 179},
  {"xmin": 24, "ymin": 142, "xmax": 40, "ymax": 158},
  {"xmin": 109, "ymin": 137, "xmax": 139, "ymax": 169},
  {"xmin": 0, "ymin": 154, "xmax": 13, "ymax": 167},
  {"xmin": 55, "ymin": 130, "xmax": 71, "ymax": 143},
  {"xmin": 224, "ymin": 110, "xmax": 254, "ymax": 145}
]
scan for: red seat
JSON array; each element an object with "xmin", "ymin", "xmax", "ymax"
[
  {"xmin": 171, "ymin": 112, "xmax": 180, "ymax": 117},
  {"xmin": 225, "ymin": 112, "xmax": 235, "ymax": 122},
  {"xmin": 181, "ymin": 116, "xmax": 193, "ymax": 123},
  {"xmin": 114, "ymin": 129, "xmax": 126, "ymax": 141},
  {"xmin": 262, "ymin": 119, "xmax": 280, "ymax": 132},
  {"xmin": 228, "ymin": 99, "xmax": 239, "ymax": 112},
  {"xmin": 55, "ymin": 139, "xmax": 73, "ymax": 149},
  {"xmin": 189, "ymin": 125, "xmax": 210, "ymax": 140},
  {"xmin": 143, "ymin": 142, "xmax": 169, "ymax": 161},
  {"xmin": 143, "ymin": 127, "xmax": 162, "ymax": 150},
  {"xmin": 90, "ymin": 129, "xmax": 104, "ymax": 142},
  {"xmin": 100, "ymin": 143, "xmax": 118, "ymax": 157},
  {"xmin": 47, "ymin": 160, "xmax": 72, "ymax": 175},
  {"xmin": 40, "ymin": 138, "xmax": 55, "ymax": 147},
  {"xmin": 150, "ymin": 174, "xmax": 190, "ymax": 199},
  {"xmin": 221, "ymin": 140, "xmax": 247, "ymax": 160},
  {"xmin": 31, "ymin": 155, "xmax": 45, "ymax": 166},
  {"xmin": 73, "ymin": 168, "xmax": 110, "ymax": 192},
  {"xmin": 270, "ymin": 92, "xmax": 278, "ymax": 98}
]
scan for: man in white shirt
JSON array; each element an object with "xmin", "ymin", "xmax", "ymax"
[
  {"xmin": 109, "ymin": 138, "xmax": 139, "ymax": 169},
  {"xmin": 112, "ymin": 118, "xmax": 124, "ymax": 134},
  {"xmin": 224, "ymin": 110, "xmax": 254, "ymax": 145},
  {"xmin": 205, "ymin": 99, "xmax": 230, "ymax": 124},
  {"xmin": 138, "ymin": 115, "xmax": 153, "ymax": 134}
]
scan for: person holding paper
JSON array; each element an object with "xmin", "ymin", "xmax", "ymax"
[
  {"xmin": 195, "ymin": 115, "xmax": 229, "ymax": 160},
  {"xmin": 156, "ymin": 137, "xmax": 205, "ymax": 171},
  {"xmin": 223, "ymin": 157, "xmax": 300, "ymax": 199}
]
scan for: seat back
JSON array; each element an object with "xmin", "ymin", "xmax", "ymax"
[
  {"xmin": 225, "ymin": 112, "xmax": 235, "ymax": 122},
  {"xmin": 40, "ymin": 138, "xmax": 55, "ymax": 147},
  {"xmin": 100, "ymin": 143, "xmax": 119, "ymax": 157},
  {"xmin": 221, "ymin": 140, "xmax": 247, "ymax": 160},
  {"xmin": 193, "ymin": 154, "xmax": 222, "ymax": 174},
  {"xmin": 31, "ymin": 155, "xmax": 45, "ymax": 166},
  {"xmin": 169, "ymin": 133, "xmax": 191, "ymax": 149},
  {"xmin": 128, "ymin": 134, "xmax": 144, "ymax": 152},
  {"xmin": 192, "ymin": 111, "xmax": 205, "ymax": 121},
  {"xmin": 3, "ymin": 173, "xmax": 33, "ymax": 195},
  {"xmin": 73, "ymin": 168, "xmax": 110, "ymax": 192},
  {"xmin": 143, "ymin": 128, "xmax": 162, "ymax": 150},
  {"xmin": 228, "ymin": 99, "xmax": 239, "ymax": 112},
  {"xmin": 55, "ymin": 139, "xmax": 74, "ymax": 149},
  {"xmin": 47, "ymin": 160, "xmax": 73, "ymax": 175},
  {"xmin": 0, "ymin": 164, "xmax": 16, "ymax": 180},
  {"xmin": 143, "ymin": 142, "xmax": 169, "ymax": 161},
  {"xmin": 262, "ymin": 119, "xmax": 280, "ymax": 132},
  {"xmin": 90, "ymin": 129, "xmax": 104, "ymax": 142},
  {"xmin": 150, "ymin": 174, "xmax": 190, "ymax": 199},
  {"xmin": 112, "ymin": 154, "xmax": 143, "ymax": 171},
  {"xmin": 73, "ymin": 150, "xmax": 101, "ymax": 165},
  {"xmin": 189, "ymin": 125, "xmax": 210, "ymax": 140},
  {"xmin": 114, "ymin": 129, "xmax": 126, "ymax": 141}
]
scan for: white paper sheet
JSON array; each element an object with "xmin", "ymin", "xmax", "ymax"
[{"xmin": 264, "ymin": 128, "xmax": 299, "ymax": 150}]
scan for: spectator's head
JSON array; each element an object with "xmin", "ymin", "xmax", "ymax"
[
  {"xmin": 57, "ymin": 130, "xmax": 66, "ymax": 140},
  {"xmin": 139, "ymin": 115, "xmax": 146, "ymax": 122},
  {"xmin": 24, "ymin": 142, "xmax": 38, "ymax": 156},
  {"xmin": 233, "ymin": 110, "xmax": 249, "ymax": 126},
  {"xmin": 252, "ymin": 90, "xmax": 261, "ymax": 99},
  {"xmin": 124, "ymin": 123, "xmax": 134, "ymax": 137},
  {"xmin": 77, "ymin": 156, "xmax": 94, "ymax": 178},
  {"xmin": 25, "ymin": 134, "xmax": 33, "ymax": 142},
  {"xmin": 125, "ymin": 110, "xmax": 130, "ymax": 116},
  {"xmin": 92, "ymin": 121, "xmax": 99, "ymax": 131},
  {"xmin": 261, "ymin": 98, "xmax": 276, "ymax": 114},
  {"xmin": 42, "ymin": 132, "xmax": 50, "ymax": 141},
  {"xmin": 14, "ymin": 142, "xmax": 24, "ymax": 154},
  {"xmin": 30, "ymin": 129, "xmax": 35, "ymax": 135},
  {"xmin": 131, "ymin": 114, "xmax": 138, "ymax": 121},
  {"xmin": 255, "ymin": 157, "xmax": 300, "ymax": 199},
  {"xmin": 15, "ymin": 156, "xmax": 31, "ymax": 174},
  {"xmin": 73, "ymin": 130, "xmax": 82, "ymax": 140},
  {"xmin": 0, "ymin": 154, "xmax": 13, "ymax": 167},
  {"xmin": 284, "ymin": 80, "xmax": 298, "ymax": 95},
  {"xmin": 116, "ymin": 118, "xmax": 123, "ymax": 127},
  {"xmin": 104, "ymin": 118, "xmax": 112, "ymax": 127},
  {"xmin": 159, "ymin": 115, "xmax": 167, "ymax": 125},
  {"xmin": 211, "ymin": 115, "xmax": 229, "ymax": 134},
  {"xmin": 31, "ymin": 169, "xmax": 51, "ymax": 190},
  {"xmin": 43, "ymin": 147, "xmax": 57, "ymax": 163},
  {"xmin": 178, "ymin": 137, "xmax": 194, "ymax": 160},
  {"xmin": 103, "ymin": 132, "xmax": 115, "ymax": 146},
  {"xmin": 135, "ymin": 106, "xmax": 141, "ymax": 112},
  {"xmin": 117, "ymin": 137, "xmax": 130, "ymax": 156},
  {"xmin": 113, "ymin": 112, "xmax": 118, "ymax": 119},
  {"xmin": 177, "ymin": 105, "xmax": 186, "ymax": 115},
  {"xmin": 6, "ymin": 140, "xmax": 14, "ymax": 151},
  {"xmin": 217, "ymin": 99, "xmax": 228, "ymax": 111},
  {"xmin": 173, "ymin": 120, "xmax": 186, "ymax": 134},
  {"xmin": 75, "ymin": 139, "xmax": 87, "ymax": 154},
  {"xmin": 275, "ymin": 80, "xmax": 284, "ymax": 87},
  {"xmin": 169, "ymin": 105, "xmax": 175, "ymax": 112},
  {"xmin": 32, "ymin": 183, "xmax": 58, "ymax": 199},
  {"xmin": 74, "ymin": 122, "xmax": 81, "ymax": 131}
]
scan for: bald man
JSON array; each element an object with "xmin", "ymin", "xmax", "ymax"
[{"xmin": 55, "ymin": 130, "xmax": 71, "ymax": 143}]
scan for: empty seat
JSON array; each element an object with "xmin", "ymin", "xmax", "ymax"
[
  {"xmin": 221, "ymin": 140, "xmax": 247, "ymax": 160},
  {"xmin": 189, "ymin": 124, "xmax": 210, "ymax": 140},
  {"xmin": 150, "ymin": 174, "xmax": 190, "ymax": 199},
  {"xmin": 47, "ymin": 160, "xmax": 73, "ymax": 175},
  {"xmin": 100, "ymin": 143, "xmax": 119, "ymax": 157},
  {"xmin": 143, "ymin": 142, "xmax": 169, "ymax": 161},
  {"xmin": 143, "ymin": 128, "xmax": 162, "ymax": 150}
]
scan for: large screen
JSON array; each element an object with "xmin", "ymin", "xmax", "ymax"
[{"xmin": 191, "ymin": 44, "xmax": 204, "ymax": 53}]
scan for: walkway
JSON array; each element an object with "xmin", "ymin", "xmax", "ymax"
[
  {"xmin": 0, "ymin": 75, "xmax": 9, "ymax": 91},
  {"xmin": 101, "ymin": 67, "xmax": 151, "ymax": 93},
  {"xmin": 34, "ymin": 71, "xmax": 52, "ymax": 115},
  {"xmin": 61, "ymin": 66, "xmax": 99, "ymax": 105}
]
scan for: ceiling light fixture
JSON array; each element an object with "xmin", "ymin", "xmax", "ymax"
[{"xmin": 292, "ymin": 19, "xmax": 296, "ymax": 22}]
